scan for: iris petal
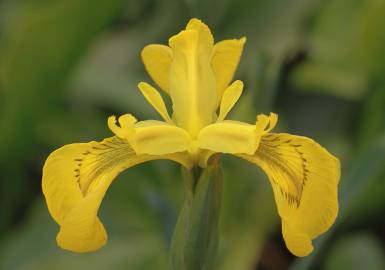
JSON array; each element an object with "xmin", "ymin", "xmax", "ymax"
[
  {"xmin": 42, "ymin": 136, "xmax": 191, "ymax": 252},
  {"xmin": 138, "ymin": 82, "xmax": 173, "ymax": 123},
  {"xmin": 141, "ymin": 44, "xmax": 172, "ymax": 93},
  {"xmin": 217, "ymin": 80, "xmax": 244, "ymax": 121},
  {"xmin": 212, "ymin": 37, "xmax": 246, "ymax": 101},
  {"xmin": 238, "ymin": 133, "xmax": 340, "ymax": 256},
  {"xmin": 168, "ymin": 19, "xmax": 216, "ymax": 137}
]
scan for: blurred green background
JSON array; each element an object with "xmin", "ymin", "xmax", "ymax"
[{"xmin": 1, "ymin": 0, "xmax": 385, "ymax": 269}]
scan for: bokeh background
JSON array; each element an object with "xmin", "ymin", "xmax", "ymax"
[{"xmin": 1, "ymin": 0, "xmax": 385, "ymax": 269}]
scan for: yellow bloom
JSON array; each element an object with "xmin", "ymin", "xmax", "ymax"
[{"xmin": 42, "ymin": 18, "xmax": 340, "ymax": 257}]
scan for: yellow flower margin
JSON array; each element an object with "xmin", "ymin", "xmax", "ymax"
[{"xmin": 42, "ymin": 18, "xmax": 340, "ymax": 257}]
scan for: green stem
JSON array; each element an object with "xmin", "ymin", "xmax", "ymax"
[{"xmin": 170, "ymin": 155, "xmax": 223, "ymax": 270}]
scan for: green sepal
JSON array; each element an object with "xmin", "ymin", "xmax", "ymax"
[{"xmin": 170, "ymin": 155, "xmax": 223, "ymax": 270}]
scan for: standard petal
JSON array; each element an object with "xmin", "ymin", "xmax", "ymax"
[
  {"xmin": 217, "ymin": 80, "xmax": 244, "ymax": 121},
  {"xmin": 238, "ymin": 133, "xmax": 340, "ymax": 257},
  {"xmin": 137, "ymin": 82, "xmax": 173, "ymax": 123},
  {"xmin": 42, "ymin": 136, "xmax": 191, "ymax": 252},
  {"xmin": 212, "ymin": 37, "xmax": 246, "ymax": 100},
  {"xmin": 185, "ymin": 18, "xmax": 214, "ymax": 46},
  {"xmin": 168, "ymin": 20, "xmax": 217, "ymax": 137},
  {"xmin": 141, "ymin": 44, "xmax": 172, "ymax": 93}
]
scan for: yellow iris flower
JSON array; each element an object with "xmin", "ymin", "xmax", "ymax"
[{"xmin": 42, "ymin": 18, "xmax": 340, "ymax": 257}]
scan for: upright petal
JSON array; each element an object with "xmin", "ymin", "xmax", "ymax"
[
  {"xmin": 238, "ymin": 133, "xmax": 340, "ymax": 256},
  {"xmin": 42, "ymin": 136, "xmax": 191, "ymax": 252},
  {"xmin": 212, "ymin": 37, "xmax": 246, "ymax": 101},
  {"xmin": 217, "ymin": 80, "xmax": 244, "ymax": 121},
  {"xmin": 141, "ymin": 44, "xmax": 172, "ymax": 93},
  {"xmin": 168, "ymin": 19, "xmax": 217, "ymax": 137},
  {"xmin": 137, "ymin": 82, "xmax": 173, "ymax": 124},
  {"xmin": 186, "ymin": 18, "xmax": 214, "ymax": 46}
]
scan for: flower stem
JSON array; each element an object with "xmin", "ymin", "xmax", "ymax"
[{"xmin": 170, "ymin": 155, "xmax": 223, "ymax": 270}]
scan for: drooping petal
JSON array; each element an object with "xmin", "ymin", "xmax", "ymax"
[
  {"xmin": 137, "ymin": 82, "xmax": 173, "ymax": 123},
  {"xmin": 42, "ymin": 136, "xmax": 192, "ymax": 252},
  {"xmin": 108, "ymin": 115, "xmax": 192, "ymax": 155},
  {"xmin": 217, "ymin": 80, "xmax": 244, "ymax": 121},
  {"xmin": 212, "ymin": 37, "xmax": 246, "ymax": 100},
  {"xmin": 168, "ymin": 19, "xmax": 217, "ymax": 137},
  {"xmin": 238, "ymin": 133, "xmax": 340, "ymax": 257},
  {"xmin": 141, "ymin": 44, "xmax": 172, "ymax": 93},
  {"xmin": 197, "ymin": 113, "xmax": 278, "ymax": 155}
]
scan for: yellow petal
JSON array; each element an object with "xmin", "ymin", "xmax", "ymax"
[
  {"xmin": 168, "ymin": 20, "xmax": 216, "ymax": 137},
  {"xmin": 137, "ymin": 82, "xmax": 173, "ymax": 123},
  {"xmin": 186, "ymin": 18, "xmax": 214, "ymax": 46},
  {"xmin": 212, "ymin": 37, "xmax": 246, "ymax": 100},
  {"xmin": 197, "ymin": 120, "xmax": 260, "ymax": 154},
  {"xmin": 42, "ymin": 136, "xmax": 191, "ymax": 252},
  {"xmin": 217, "ymin": 80, "xmax": 244, "ymax": 121},
  {"xmin": 238, "ymin": 133, "xmax": 340, "ymax": 257},
  {"xmin": 141, "ymin": 44, "xmax": 172, "ymax": 93}
]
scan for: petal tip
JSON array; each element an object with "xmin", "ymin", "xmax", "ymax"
[
  {"xmin": 186, "ymin": 18, "xmax": 209, "ymax": 31},
  {"xmin": 282, "ymin": 223, "xmax": 314, "ymax": 257},
  {"xmin": 239, "ymin": 36, "xmax": 247, "ymax": 44},
  {"xmin": 140, "ymin": 45, "xmax": 151, "ymax": 58},
  {"xmin": 233, "ymin": 80, "xmax": 244, "ymax": 88},
  {"xmin": 187, "ymin": 17, "xmax": 203, "ymax": 26},
  {"xmin": 137, "ymin": 81, "xmax": 148, "ymax": 89},
  {"xmin": 56, "ymin": 227, "xmax": 108, "ymax": 253},
  {"xmin": 291, "ymin": 244, "xmax": 314, "ymax": 257}
]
